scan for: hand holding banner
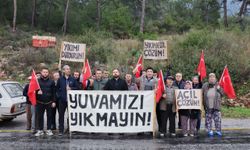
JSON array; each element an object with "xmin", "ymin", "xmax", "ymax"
[
  {"xmin": 67, "ymin": 90, "xmax": 155, "ymax": 133},
  {"xmin": 60, "ymin": 41, "xmax": 86, "ymax": 62}
]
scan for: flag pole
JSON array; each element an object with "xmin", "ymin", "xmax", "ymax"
[
  {"xmin": 153, "ymin": 90, "xmax": 157, "ymax": 138},
  {"xmin": 58, "ymin": 42, "xmax": 63, "ymax": 71},
  {"xmin": 33, "ymin": 69, "xmax": 40, "ymax": 89},
  {"xmin": 219, "ymin": 65, "xmax": 227, "ymax": 83}
]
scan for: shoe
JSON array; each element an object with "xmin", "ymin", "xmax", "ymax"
[
  {"xmin": 51, "ymin": 127, "xmax": 56, "ymax": 130},
  {"xmin": 137, "ymin": 133, "xmax": 144, "ymax": 136},
  {"xmin": 65, "ymin": 128, "xmax": 69, "ymax": 133},
  {"xmin": 159, "ymin": 133, "xmax": 165, "ymax": 137},
  {"xmin": 51, "ymin": 125, "xmax": 56, "ymax": 130},
  {"xmin": 32, "ymin": 129, "xmax": 36, "ymax": 134},
  {"xmin": 170, "ymin": 133, "xmax": 176, "ymax": 137},
  {"xmin": 189, "ymin": 134, "xmax": 194, "ymax": 137},
  {"xmin": 215, "ymin": 131, "xmax": 222, "ymax": 137},
  {"xmin": 58, "ymin": 132, "xmax": 63, "ymax": 136},
  {"xmin": 35, "ymin": 130, "xmax": 44, "ymax": 137},
  {"xmin": 183, "ymin": 134, "xmax": 188, "ymax": 137},
  {"xmin": 46, "ymin": 130, "xmax": 53, "ymax": 136},
  {"xmin": 208, "ymin": 131, "xmax": 214, "ymax": 137}
]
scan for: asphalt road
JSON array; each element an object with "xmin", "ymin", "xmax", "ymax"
[{"xmin": 0, "ymin": 114, "xmax": 250, "ymax": 150}]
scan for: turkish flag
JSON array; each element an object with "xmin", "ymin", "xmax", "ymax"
[
  {"xmin": 135, "ymin": 55, "xmax": 143, "ymax": 78},
  {"xmin": 156, "ymin": 70, "xmax": 165, "ymax": 103},
  {"xmin": 196, "ymin": 50, "xmax": 207, "ymax": 81},
  {"xmin": 219, "ymin": 66, "xmax": 236, "ymax": 99},
  {"xmin": 82, "ymin": 59, "xmax": 92, "ymax": 89},
  {"xmin": 28, "ymin": 70, "xmax": 40, "ymax": 105}
]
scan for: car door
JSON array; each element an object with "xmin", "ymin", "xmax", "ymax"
[{"xmin": 0, "ymin": 85, "xmax": 11, "ymax": 115}]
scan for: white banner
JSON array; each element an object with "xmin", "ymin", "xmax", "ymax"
[
  {"xmin": 67, "ymin": 90, "xmax": 155, "ymax": 133},
  {"xmin": 60, "ymin": 41, "xmax": 86, "ymax": 62},
  {"xmin": 175, "ymin": 89, "xmax": 203, "ymax": 110},
  {"xmin": 143, "ymin": 40, "xmax": 167, "ymax": 60}
]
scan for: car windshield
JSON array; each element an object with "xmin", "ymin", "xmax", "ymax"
[{"xmin": 2, "ymin": 83, "xmax": 23, "ymax": 98}]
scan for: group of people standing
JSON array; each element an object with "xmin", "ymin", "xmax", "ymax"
[
  {"xmin": 23, "ymin": 64, "xmax": 224, "ymax": 137},
  {"xmin": 158, "ymin": 72, "xmax": 224, "ymax": 137}
]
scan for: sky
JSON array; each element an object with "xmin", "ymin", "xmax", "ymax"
[{"xmin": 226, "ymin": 0, "xmax": 242, "ymax": 16}]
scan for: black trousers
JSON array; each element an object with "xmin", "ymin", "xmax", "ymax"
[
  {"xmin": 51, "ymin": 101, "xmax": 59, "ymax": 129},
  {"xmin": 156, "ymin": 103, "xmax": 161, "ymax": 127},
  {"xmin": 159, "ymin": 104, "xmax": 176, "ymax": 134},
  {"xmin": 196, "ymin": 111, "xmax": 201, "ymax": 131},
  {"xmin": 36, "ymin": 103, "xmax": 52, "ymax": 130},
  {"xmin": 59, "ymin": 101, "xmax": 68, "ymax": 133}
]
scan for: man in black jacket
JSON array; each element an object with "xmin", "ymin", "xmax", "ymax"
[
  {"xmin": 192, "ymin": 75, "xmax": 203, "ymax": 132},
  {"xmin": 173, "ymin": 72, "xmax": 186, "ymax": 129},
  {"xmin": 35, "ymin": 67, "xmax": 56, "ymax": 137},
  {"xmin": 104, "ymin": 68, "xmax": 128, "ymax": 90},
  {"xmin": 57, "ymin": 65, "xmax": 79, "ymax": 135}
]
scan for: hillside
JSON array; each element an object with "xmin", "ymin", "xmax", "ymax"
[{"xmin": 0, "ymin": 25, "xmax": 250, "ymax": 97}]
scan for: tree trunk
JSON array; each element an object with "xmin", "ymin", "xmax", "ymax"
[
  {"xmin": 45, "ymin": 0, "xmax": 52, "ymax": 31},
  {"xmin": 223, "ymin": 0, "xmax": 228, "ymax": 28},
  {"xmin": 238, "ymin": 0, "xmax": 247, "ymax": 18},
  {"xmin": 237, "ymin": 0, "xmax": 248, "ymax": 30},
  {"xmin": 12, "ymin": 0, "xmax": 17, "ymax": 32},
  {"xmin": 63, "ymin": 0, "xmax": 70, "ymax": 36},
  {"xmin": 139, "ymin": 0, "xmax": 145, "ymax": 33},
  {"xmin": 205, "ymin": 2, "xmax": 209, "ymax": 25},
  {"xmin": 96, "ymin": 0, "xmax": 101, "ymax": 30},
  {"xmin": 31, "ymin": 0, "xmax": 36, "ymax": 28}
]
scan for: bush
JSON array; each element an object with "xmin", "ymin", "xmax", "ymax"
[{"xmin": 168, "ymin": 29, "xmax": 250, "ymax": 87}]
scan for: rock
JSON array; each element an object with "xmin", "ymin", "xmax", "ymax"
[
  {"xmin": 3, "ymin": 45, "xmax": 13, "ymax": 51},
  {"xmin": 18, "ymin": 73, "xmax": 25, "ymax": 78},
  {"xmin": 234, "ymin": 103, "xmax": 240, "ymax": 107}
]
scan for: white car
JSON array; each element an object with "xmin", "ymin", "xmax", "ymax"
[{"xmin": 0, "ymin": 81, "xmax": 26, "ymax": 121}]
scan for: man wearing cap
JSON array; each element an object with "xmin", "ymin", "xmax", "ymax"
[
  {"xmin": 202, "ymin": 73, "xmax": 224, "ymax": 137},
  {"xmin": 159, "ymin": 76, "xmax": 177, "ymax": 137}
]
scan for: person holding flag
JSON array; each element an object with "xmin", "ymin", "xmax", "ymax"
[
  {"xmin": 25, "ymin": 70, "xmax": 41, "ymax": 133},
  {"xmin": 155, "ymin": 70, "xmax": 165, "ymax": 132},
  {"xmin": 34, "ymin": 67, "xmax": 56, "ymax": 137},
  {"xmin": 159, "ymin": 76, "xmax": 177, "ymax": 137},
  {"xmin": 57, "ymin": 65, "xmax": 79, "ymax": 135},
  {"xmin": 202, "ymin": 73, "xmax": 224, "ymax": 137},
  {"xmin": 139, "ymin": 67, "xmax": 158, "ymax": 91},
  {"xmin": 23, "ymin": 76, "xmax": 36, "ymax": 133},
  {"xmin": 192, "ymin": 75, "xmax": 203, "ymax": 133},
  {"xmin": 193, "ymin": 50, "xmax": 207, "ymax": 133},
  {"xmin": 138, "ymin": 67, "xmax": 158, "ymax": 135}
]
